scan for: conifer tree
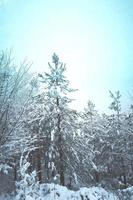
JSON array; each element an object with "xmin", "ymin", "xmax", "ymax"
[{"xmin": 38, "ymin": 53, "xmax": 77, "ymax": 186}]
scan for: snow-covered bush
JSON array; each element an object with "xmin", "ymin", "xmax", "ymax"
[
  {"xmin": 0, "ymin": 164, "xmax": 12, "ymax": 175},
  {"xmin": 15, "ymin": 153, "xmax": 40, "ymax": 200}
]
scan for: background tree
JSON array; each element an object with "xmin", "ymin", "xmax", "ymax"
[{"xmin": 0, "ymin": 50, "xmax": 33, "ymax": 180}]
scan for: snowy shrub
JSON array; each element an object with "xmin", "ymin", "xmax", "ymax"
[
  {"xmin": 0, "ymin": 164, "xmax": 12, "ymax": 175},
  {"xmin": 15, "ymin": 153, "xmax": 41, "ymax": 200}
]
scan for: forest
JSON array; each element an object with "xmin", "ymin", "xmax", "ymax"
[{"xmin": 0, "ymin": 51, "xmax": 133, "ymax": 199}]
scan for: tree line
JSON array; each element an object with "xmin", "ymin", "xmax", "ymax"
[{"xmin": 0, "ymin": 50, "xmax": 133, "ymax": 190}]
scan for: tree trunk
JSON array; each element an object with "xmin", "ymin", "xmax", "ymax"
[
  {"xmin": 123, "ymin": 173, "xmax": 127, "ymax": 188},
  {"xmin": 121, "ymin": 158, "xmax": 127, "ymax": 188},
  {"xmin": 57, "ymin": 97, "xmax": 65, "ymax": 186},
  {"xmin": 28, "ymin": 152, "xmax": 33, "ymax": 173},
  {"xmin": 14, "ymin": 165, "xmax": 17, "ymax": 182},
  {"xmin": 59, "ymin": 143, "xmax": 65, "ymax": 186},
  {"xmin": 37, "ymin": 150, "xmax": 42, "ymax": 183},
  {"xmin": 58, "ymin": 119, "xmax": 65, "ymax": 186},
  {"xmin": 45, "ymin": 152, "xmax": 50, "ymax": 182},
  {"xmin": 95, "ymin": 170, "xmax": 100, "ymax": 183}
]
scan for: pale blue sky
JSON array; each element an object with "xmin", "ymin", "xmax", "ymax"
[{"xmin": 0, "ymin": 0, "xmax": 133, "ymax": 112}]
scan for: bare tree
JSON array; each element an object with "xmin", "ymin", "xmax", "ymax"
[{"xmin": 0, "ymin": 50, "xmax": 32, "ymax": 172}]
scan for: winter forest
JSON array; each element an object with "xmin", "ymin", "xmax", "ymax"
[
  {"xmin": 0, "ymin": 51, "xmax": 133, "ymax": 200},
  {"xmin": 1, "ymin": 0, "xmax": 133, "ymax": 199}
]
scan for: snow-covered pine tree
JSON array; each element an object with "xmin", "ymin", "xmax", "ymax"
[
  {"xmin": 79, "ymin": 100, "xmax": 105, "ymax": 184},
  {"xmin": 109, "ymin": 90, "xmax": 121, "ymax": 133},
  {"xmin": 125, "ymin": 106, "xmax": 133, "ymax": 185},
  {"xmin": 38, "ymin": 53, "xmax": 78, "ymax": 186},
  {"xmin": 108, "ymin": 91, "xmax": 128, "ymax": 188}
]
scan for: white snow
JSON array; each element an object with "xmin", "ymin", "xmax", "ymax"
[
  {"xmin": 0, "ymin": 184, "xmax": 119, "ymax": 200},
  {"xmin": 40, "ymin": 184, "xmax": 118, "ymax": 200}
]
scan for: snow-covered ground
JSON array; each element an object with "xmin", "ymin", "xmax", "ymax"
[
  {"xmin": 40, "ymin": 183, "xmax": 118, "ymax": 200},
  {"xmin": 0, "ymin": 184, "xmax": 119, "ymax": 200}
]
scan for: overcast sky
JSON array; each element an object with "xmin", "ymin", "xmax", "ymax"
[{"xmin": 0, "ymin": 0, "xmax": 133, "ymax": 112}]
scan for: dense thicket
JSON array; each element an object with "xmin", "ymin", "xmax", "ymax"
[{"xmin": 0, "ymin": 51, "xmax": 133, "ymax": 191}]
